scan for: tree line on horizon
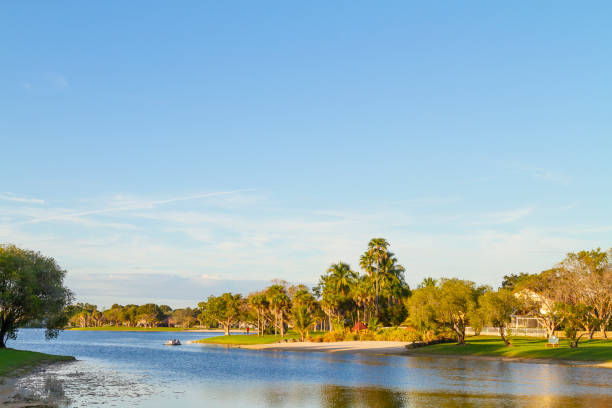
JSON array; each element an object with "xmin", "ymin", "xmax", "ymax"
[
  {"xmin": 62, "ymin": 239, "xmax": 612, "ymax": 347},
  {"xmin": 1, "ymin": 241, "xmax": 610, "ymax": 348}
]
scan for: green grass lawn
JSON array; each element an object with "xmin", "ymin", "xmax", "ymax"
[
  {"xmin": 68, "ymin": 326, "xmax": 214, "ymax": 332},
  {"xmin": 0, "ymin": 348, "xmax": 75, "ymax": 377},
  {"xmin": 409, "ymin": 336, "xmax": 612, "ymax": 362},
  {"xmin": 195, "ymin": 332, "xmax": 325, "ymax": 345}
]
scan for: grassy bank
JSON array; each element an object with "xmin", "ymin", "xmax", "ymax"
[
  {"xmin": 409, "ymin": 336, "xmax": 612, "ymax": 362},
  {"xmin": 195, "ymin": 332, "xmax": 325, "ymax": 345},
  {"xmin": 0, "ymin": 349, "xmax": 75, "ymax": 377},
  {"xmin": 68, "ymin": 326, "xmax": 216, "ymax": 332}
]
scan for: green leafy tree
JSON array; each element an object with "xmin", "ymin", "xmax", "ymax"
[
  {"xmin": 406, "ymin": 285, "xmax": 440, "ymax": 341},
  {"xmin": 558, "ymin": 303, "xmax": 595, "ymax": 348},
  {"xmin": 516, "ymin": 269, "xmax": 564, "ymax": 338},
  {"xmin": 172, "ymin": 308, "xmax": 197, "ymax": 328},
  {"xmin": 560, "ymin": 248, "xmax": 612, "ymax": 339},
  {"xmin": 480, "ymin": 289, "xmax": 518, "ymax": 346},
  {"xmin": 0, "ymin": 245, "xmax": 73, "ymax": 348},
  {"xmin": 501, "ymin": 273, "xmax": 531, "ymax": 291},
  {"xmin": 437, "ymin": 279, "xmax": 478, "ymax": 344},
  {"xmin": 410, "ymin": 279, "xmax": 478, "ymax": 344},
  {"xmin": 200, "ymin": 293, "xmax": 244, "ymax": 335},
  {"xmin": 136, "ymin": 304, "xmax": 164, "ymax": 327}
]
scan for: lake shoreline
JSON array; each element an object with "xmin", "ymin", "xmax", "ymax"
[
  {"xmin": 0, "ymin": 350, "xmax": 75, "ymax": 407},
  {"xmin": 233, "ymin": 340, "xmax": 410, "ymax": 355},
  {"xmin": 200, "ymin": 340, "xmax": 612, "ymax": 368}
]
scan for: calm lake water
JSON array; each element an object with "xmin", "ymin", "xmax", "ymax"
[{"xmin": 11, "ymin": 329, "xmax": 612, "ymax": 407}]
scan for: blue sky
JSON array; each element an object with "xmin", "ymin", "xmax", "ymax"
[{"xmin": 1, "ymin": 2, "xmax": 611, "ymax": 307}]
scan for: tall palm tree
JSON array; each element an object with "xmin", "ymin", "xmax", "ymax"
[
  {"xmin": 378, "ymin": 253, "xmax": 407, "ymax": 307},
  {"xmin": 320, "ymin": 293, "xmax": 340, "ymax": 332},
  {"xmin": 249, "ymin": 293, "xmax": 269, "ymax": 336},
  {"xmin": 352, "ymin": 276, "xmax": 375, "ymax": 323},
  {"xmin": 327, "ymin": 262, "xmax": 358, "ymax": 297},
  {"xmin": 267, "ymin": 285, "xmax": 290, "ymax": 336},
  {"xmin": 360, "ymin": 238, "xmax": 390, "ymax": 317}
]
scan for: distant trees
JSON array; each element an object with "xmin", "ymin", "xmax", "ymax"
[
  {"xmin": 172, "ymin": 307, "xmax": 198, "ymax": 328},
  {"xmin": 0, "ymin": 245, "xmax": 73, "ymax": 348},
  {"xmin": 57, "ymin": 239, "xmax": 610, "ymax": 348}
]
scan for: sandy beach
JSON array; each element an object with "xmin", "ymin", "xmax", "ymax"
[{"xmin": 240, "ymin": 341, "xmax": 410, "ymax": 355}]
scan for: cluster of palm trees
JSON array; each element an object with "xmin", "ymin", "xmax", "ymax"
[
  {"xmin": 316, "ymin": 238, "xmax": 410, "ymax": 330},
  {"xmin": 226, "ymin": 238, "xmax": 409, "ymax": 337}
]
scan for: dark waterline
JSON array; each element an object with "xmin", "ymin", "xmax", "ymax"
[{"xmin": 10, "ymin": 329, "xmax": 612, "ymax": 407}]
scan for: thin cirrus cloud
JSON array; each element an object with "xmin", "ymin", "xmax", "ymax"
[
  {"xmin": 0, "ymin": 192, "xmax": 45, "ymax": 204},
  {"xmin": 1, "ymin": 188, "xmax": 598, "ymax": 307},
  {"xmin": 20, "ymin": 189, "xmax": 253, "ymax": 225}
]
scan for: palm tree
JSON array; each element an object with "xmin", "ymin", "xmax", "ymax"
[
  {"xmin": 291, "ymin": 305, "xmax": 315, "ymax": 341},
  {"xmin": 352, "ymin": 276, "xmax": 374, "ymax": 323},
  {"xmin": 316, "ymin": 263, "xmax": 357, "ymax": 330},
  {"xmin": 378, "ymin": 253, "xmax": 407, "ymax": 307},
  {"xmin": 420, "ymin": 277, "xmax": 437, "ymax": 288},
  {"xmin": 249, "ymin": 293, "xmax": 269, "ymax": 336},
  {"xmin": 267, "ymin": 285, "xmax": 290, "ymax": 336},
  {"xmin": 327, "ymin": 262, "xmax": 358, "ymax": 296},
  {"xmin": 360, "ymin": 238, "xmax": 390, "ymax": 317},
  {"xmin": 320, "ymin": 293, "xmax": 340, "ymax": 332}
]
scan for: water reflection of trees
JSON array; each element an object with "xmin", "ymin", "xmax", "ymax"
[
  {"xmin": 320, "ymin": 385, "xmax": 405, "ymax": 408},
  {"xmin": 262, "ymin": 384, "xmax": 612, "ymax": 408}
]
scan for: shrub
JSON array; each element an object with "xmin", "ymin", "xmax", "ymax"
[
  {"xmin": 346, "ymin": 333, "xmax": 359, "ymax": 341},
  {"xmin": 359, "ymin": 332, "xmax": 376, "ymax": 341},
  {"xmin": 322, "ymin": 331, "xmax": 346, "ymax": 342},
  {"xmin": 374, "ymin": 327, "xmax": 421, "ymax": 342}
]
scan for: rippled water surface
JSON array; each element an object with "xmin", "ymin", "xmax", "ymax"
[{"xmin": 11, "ymin": 329, "xmax": 612, "ymax": 407}]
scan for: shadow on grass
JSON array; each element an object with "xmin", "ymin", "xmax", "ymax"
[{"xmin": 409, "ymin": 336, "xmax": 612, "ymax": 362}]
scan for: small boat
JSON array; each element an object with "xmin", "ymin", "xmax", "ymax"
[{"xmin": 164, "ymin": 339, "xmax": 181, "ymax": 346}]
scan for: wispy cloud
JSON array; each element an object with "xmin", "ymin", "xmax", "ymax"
[
  {"xmin": 22, "ymin": 189, "xmax": 253, "ymax": 224},
  {"xmin": 474, "ymin": 207, "xmax": 533, "ymax": 225},
  {"xmin": 0, "ymin": 192, "xmax": 44, "ymax": 204},
  {"xmin": 1, "ymin": 188, "xmax": 604, "ymax": 307}
]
